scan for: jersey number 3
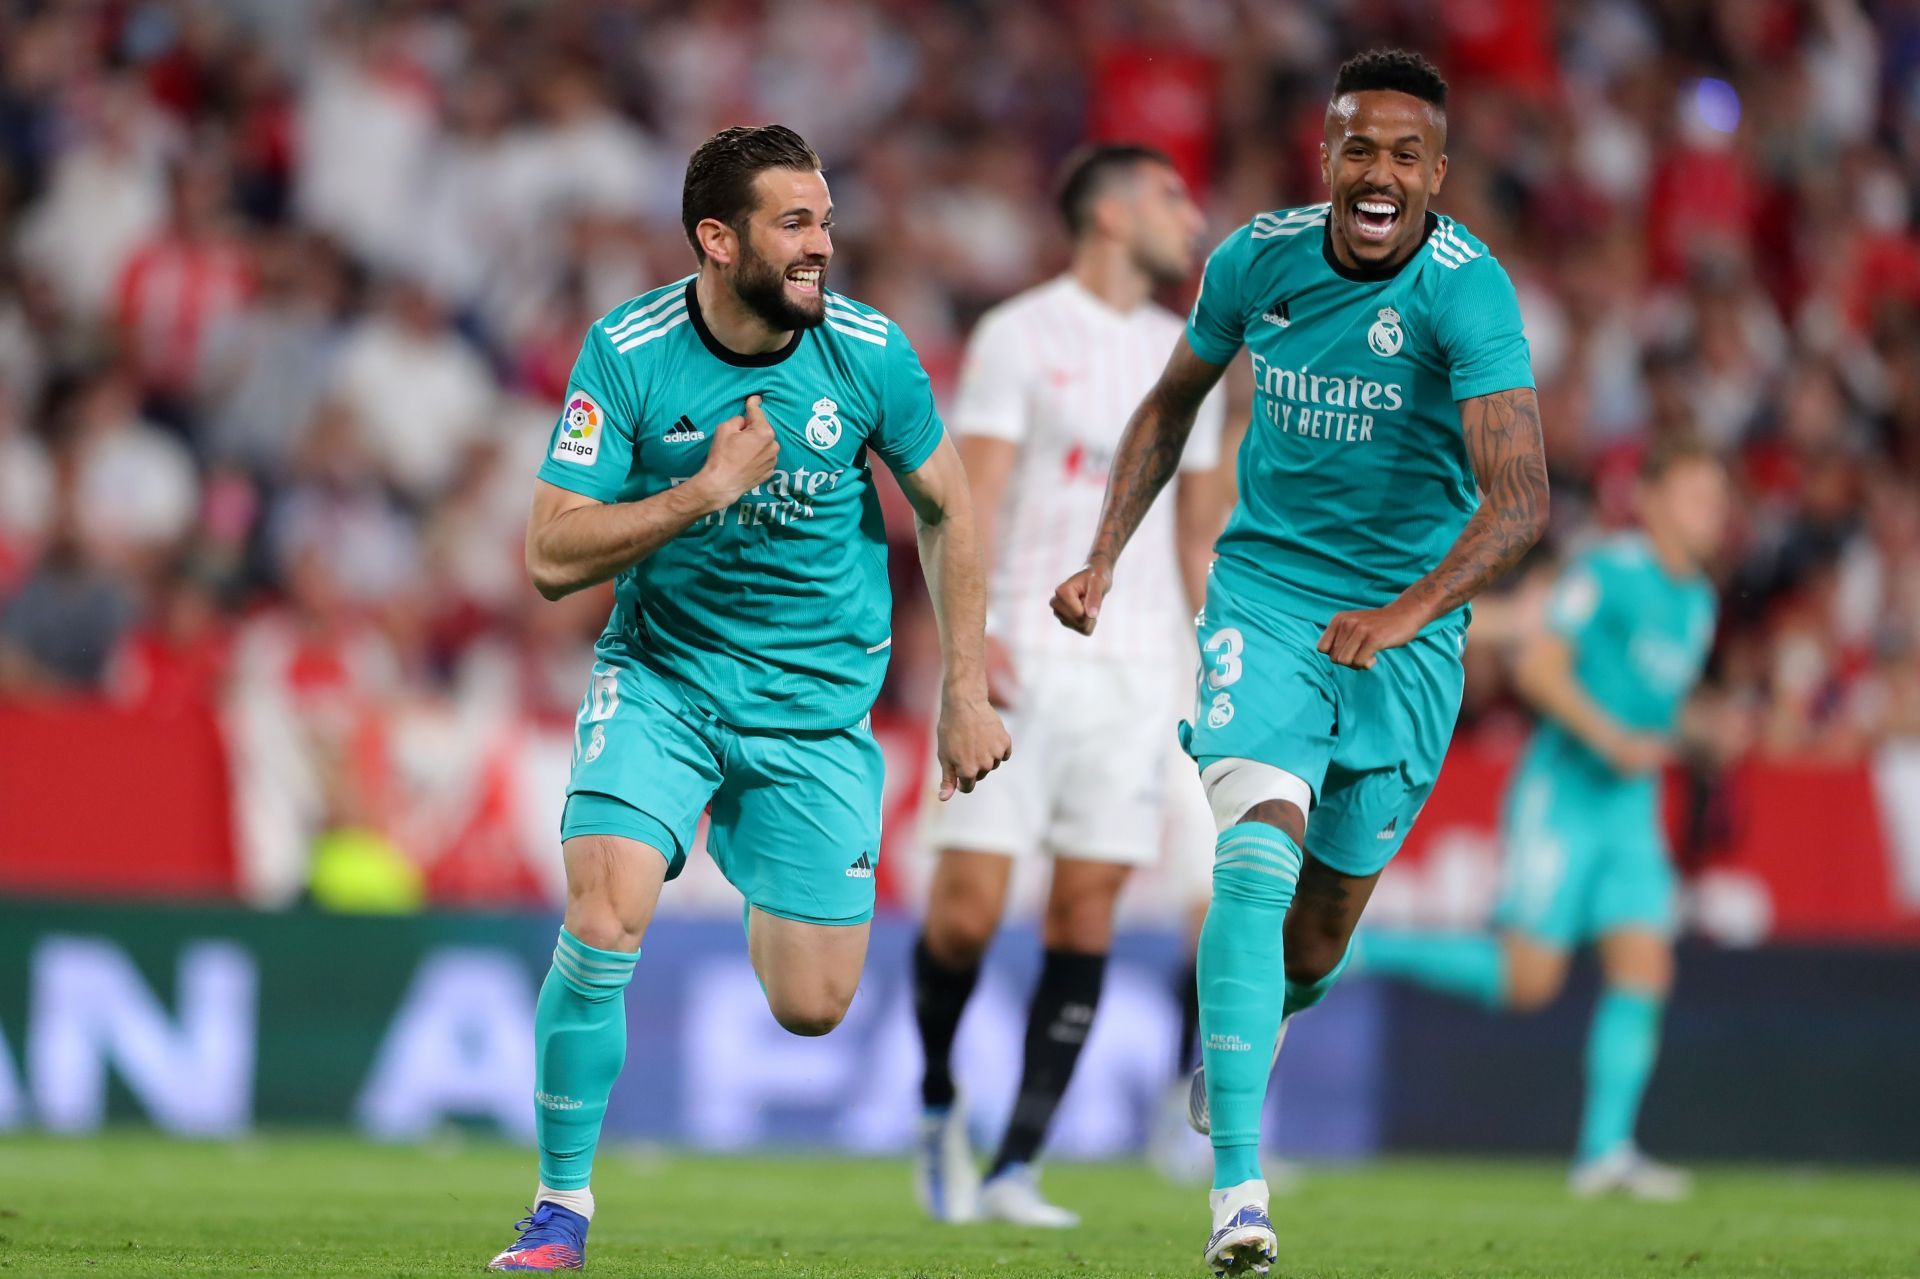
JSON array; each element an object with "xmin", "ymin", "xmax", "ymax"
[{"xmin": 1203, "ymin": 627, "xmax": 1245, "ymax": 690}]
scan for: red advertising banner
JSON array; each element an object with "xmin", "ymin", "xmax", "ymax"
[
  {"xmin": 3, "ymin": 699, "xmax": 1917, "ymax": 944},
  {"xmin": 0, "ymin": 701, "xmax": 236, "ymax": 898}
]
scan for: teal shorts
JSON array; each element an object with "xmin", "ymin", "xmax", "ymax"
[
  {"xmin": 1491, "ymin": 754, "xmax": 1676, "ymax": 947},
  {"xmin": 560, "ymin": 649, "xmax": 884, "ymax": 927},
  {"xmin": 1181, "ymin": 575, "xmax": 1466, "ymax": 878}
]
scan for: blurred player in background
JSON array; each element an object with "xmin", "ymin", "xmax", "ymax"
[
  {"xmin": 1054, "ymin": 50, "xmax": 1548, "ymax": 1276},
  {"xmin": 1358, "ymin": 437, "xmax": 1729, "ymax": 1201},
  {"xmin": 911, "ymin": 144, "xmax": 1226, "ymax": 1227},
  {"xmin": 491, "ymin": 125, "xmax": 1010, "ymax": 1271}
]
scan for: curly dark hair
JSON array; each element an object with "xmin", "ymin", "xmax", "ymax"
[
  {"xmin": 1332, "ymin": 49, "xmax": 1448, "ymax": 109},
  {"xmin": 681, "ymin": 124, "xmax": 822, "ymax": 261}
]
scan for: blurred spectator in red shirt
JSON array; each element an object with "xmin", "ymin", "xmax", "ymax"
[{"xmin": 114, "ymin": 152, "xmax": 253, "ymax": 414}]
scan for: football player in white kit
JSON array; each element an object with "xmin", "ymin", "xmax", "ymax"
[{"xmin": 911, "ymin": 144, "xmax": 1227, "ymax": 1227}]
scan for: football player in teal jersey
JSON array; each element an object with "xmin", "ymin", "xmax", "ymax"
[
  {"xmin": 1359, "ymin": 436, "xmax": 1729, "ymax": 1202},
  {"xmin": 488, "ymin": 125, "xmax": 1010, "ymax": 1272},
  {"xmin": 1054, "ymin": 50, "xmax": 1549, "ymax": 1276}
]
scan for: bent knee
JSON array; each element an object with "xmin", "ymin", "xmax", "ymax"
[
  {"xmin": 765, "ymin": 971, "xmax": 859, "ymax": 1037},
  {"xmin": 563, "ymin": 900, "xmax": 645, "ymax": 954},
  {"xmin": 1283, "ymin": 938, "xmax": 1345, "ymax": 987},
  {"xmin": 1500, "ymin": 945, "xmax": 1568, "ymax": 1012},
  {"xmin": 768, "ymin": 990, "xmax": 853, "ymax": 1037},
  {"xmin": 1042, "ymin": 881, "xmax": 1126, "ymax": 952},
  {"xmin": 1504, "ymin": 971, "xmax": 1562, "ymax": 1012},
  {"xmin": 924, "ymin": 907, "xmax": 997, "ymax": 967}
]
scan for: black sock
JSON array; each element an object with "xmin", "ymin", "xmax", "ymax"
[
  {"xmin": 914, "ymin": 934, "xmax": 981, "ymax": 1109},
  {"xmin": 989, "ymin": 948, "xmax": 1108, "ymax": 1177},
  {"xmin": 1175, "ymin": 954, "xmax": 1201, "ymax": 1074}
]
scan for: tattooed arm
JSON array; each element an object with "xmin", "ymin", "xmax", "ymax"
[
  {"xmin": 1317, "ymin": 386, "xmax": 1551, "ymax": 669},
  {"xmin": 1051, "ymin": 340, "xmax": 1229, "ymax": 635}
]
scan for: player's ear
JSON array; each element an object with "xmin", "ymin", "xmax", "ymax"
[
  {"xmin": 1430, "ymin": 153, "xmax": 1448, "ymax": 197},
  {"xmin": 1318, "ymin": 141, "xmax": 1331, "ymax": 189},
  {"xmin": 697, "ymin": 217, "xmax": 737, "ymax": 267}
]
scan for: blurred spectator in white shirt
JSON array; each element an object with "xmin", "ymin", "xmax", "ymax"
[
  {"xmin": 294, "ymin": 19, "xmax": 437, "ymax": 274},
  {"xmin": 14, "ymin": 77, "xmax": 173, "ymax": 320},
  {"xmin": 65, "ymin": 367, "xmax": 200, "ymax": 565},
  {"xmin": 328, "ymin": 277, "xmax": 494, "ymax": 501}
]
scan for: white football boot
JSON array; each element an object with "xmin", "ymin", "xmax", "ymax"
[
  {"xmin": 1569, "ymin": 1147, "xmax": 1694, "ymax": 1202},
  {"xmin": 978, "ymin": 1163, "xmax": 1080, "ymax": 1228},
  {"xmin": 1149, "ymin": 1077, "xmax": 1213, "ymax": 1184},
  {"xmin": 914, "ymin": 1099, "xmax": 980, "ymax": 1223},
  {"xmin": 1204, "ymin": 1179, "xmax": 1277, "ymax": 1277}
]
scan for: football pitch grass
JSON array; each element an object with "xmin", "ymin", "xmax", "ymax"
[{"xmin": 4, "ymin": 1133, "xmax": 1917, "ymax": 1278}]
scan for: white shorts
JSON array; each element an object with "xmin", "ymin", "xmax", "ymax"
[{"xmin": 921, "ymin": 651, "xmax": 1213, "ymax": 868}]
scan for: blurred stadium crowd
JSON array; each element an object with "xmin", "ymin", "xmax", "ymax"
[{"xmin": 4, "ymin": 0, "xmax": 1920, "ymax": 902}]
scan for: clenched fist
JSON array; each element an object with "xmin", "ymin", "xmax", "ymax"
[
  {"xmin": 1050, "ymin": 558, "xmax": 1114, "ymax": 636},
  {"xmin": 696, "ymin": 395, "xmax": 780, "ymax": 507},
  {"xmin": 1316, "ymin": 599, "xmax": 1426, "ymax": 670},
  {"xmin": 937, "ymin": 691, "xmax": 1012, "ymax": 800}
]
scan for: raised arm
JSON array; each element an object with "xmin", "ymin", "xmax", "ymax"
[
  {"xmin": 1317, "ymin": 385, "xmax": 1551, "ymax": 668},
  {"xmin": 524, "ymin": 396, "xmax": 777, "ymax": 600},
  {"xmin": 1051, "ymin": 339, "xmax": 1229, "ymax": 635},
  {"xmin": 895, "ymin": 434, "xmax": 1013, "ymax": 798}
]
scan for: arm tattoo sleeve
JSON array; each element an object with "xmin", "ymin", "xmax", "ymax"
[
  {"xmin": 1402, "ymin": 386, "xmax": 1550, "ymax": 620},
  {"xmin": 1087, "ymin": 346, "xmax": 1224, "ymax": 566}
]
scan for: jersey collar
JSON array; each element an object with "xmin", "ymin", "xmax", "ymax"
[
  {"xmin": 685, "ymin": 278, "xmax": 806, "ymax": 368},
  {"xmin": 1321, "ymin": 211, "xmax": 1438, "ymax": 283}
]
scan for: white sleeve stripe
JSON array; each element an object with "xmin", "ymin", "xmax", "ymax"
[
  {"xmin": 609, "ymin": 300, "xmax": 688, "ymax": 349},
  {"xmin": 1251, "ymin": 205, "xmax": 1328, "ymax": 222},
  {"xmin": 823, "ymin": 300, "xmax": 888, "ymax": 332},
  {"xmin": 825, "ymin": 318, "xmax": 887, "ymax": 346},
  {"xmin": 1437, "ymin": 225, "xmax": 1481, "ymax": 260},
  {"xmin": 1430, "ymin": 240, "xmax": 1470, "ymax": 269},
  {"xmin": 1251, "ymin": 218, "xmax": 1325, "ymax": 239},
  {"xmin": 1252, "ymin": 204, "xmax": 1330, "ymax": 227},
  {"xmin": 614, "ymin": 308, "xmax": 690, "ymax": 352},
  {"xmin": 604, "ymin": 289, "xmax": 689, "ymax": 340}
]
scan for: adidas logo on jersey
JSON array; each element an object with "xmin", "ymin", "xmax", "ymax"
[
  {"xmin": 1377, "ymin": 816, "xmax": 1399, "ymax": 840},
  {"xmin": 663, "ymin": 414, "xmax": 706, "ymax": 443},
  {"xmin": 845, "ymin": 852, "xmax": 874, "ymax": 879},
  {"xmin": 1261, "ymin": 299, "xmax": 1292, "ymax": 328}
]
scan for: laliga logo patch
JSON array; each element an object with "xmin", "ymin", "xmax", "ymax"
[
  {"xmin": 1207, "ymin": 691, "xmax": 1235, "ymax": 729},
  {"xmin": 553, "ymin": 391, "xmax": 602, "ymax": 465},
  {"xmin": 806, "ymin": 397, "xmax": 842, "ymax": 449},
  {"xmin": 1367, "ymin": 306, "xmax": 1403, "ymax": 358}
]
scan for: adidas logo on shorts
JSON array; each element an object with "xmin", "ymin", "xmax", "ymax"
[{"xmin": 845, "ymin": 852, "xmax": 874, "ymax": 879}]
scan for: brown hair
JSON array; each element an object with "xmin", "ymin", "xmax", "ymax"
[
  {"xmin": 681, "ymin": 125, "xmax": 822, "ymax": 261},
  {"xmin": 1639, "ymin": 433, "xmax": 1723, "ymax": 482}
]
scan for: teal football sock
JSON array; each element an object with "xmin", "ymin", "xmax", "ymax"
[
  {"xmin": 534, "ymin": 928, "xmax": 639, "ymax": 1191},
  {"xmin": 1198, "ymin": 822, "xmax": 1302, "ymax": 1190},
  {"xmin": 1579, "ymin": 986, "xmax": 1663, "ymax": 1163},
  {"xmin": 1281, "ymin": 938, "xmax": 1353, "ymax": 1021},
  {"xmin": 1353, "ymin": 930, "xmax": 1506, "ymax": 1009}
]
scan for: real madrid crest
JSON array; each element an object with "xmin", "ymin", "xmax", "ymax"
[
  {"xmin": 806, "ymin": 396, "xmax": 843, "ymax": 449},
  {"xmin": 1367, "ymin": 306, "xmax": 1404, "ymax": 358}
]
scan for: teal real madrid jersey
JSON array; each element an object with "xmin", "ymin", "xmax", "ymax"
[
  {"xmin": 1186, "ymin": 205, "xmax": 1535, "ymax": 633},
  {"xmin": 535, "ymin": 277, "xmax": 945, "ymax": 730},
  {"xmin": 1528, "ymin": 532, "xmax": 1718, "ymax": 780}
]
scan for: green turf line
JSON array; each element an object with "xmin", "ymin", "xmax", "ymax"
[{"xmin": 2, "ymin": 1133, "xmax": 1917, "ymax": 1277}]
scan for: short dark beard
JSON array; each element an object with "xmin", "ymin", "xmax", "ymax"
[{"xmin": 731, "ymin": 235, "xmax": 826, "ymax": 331}]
